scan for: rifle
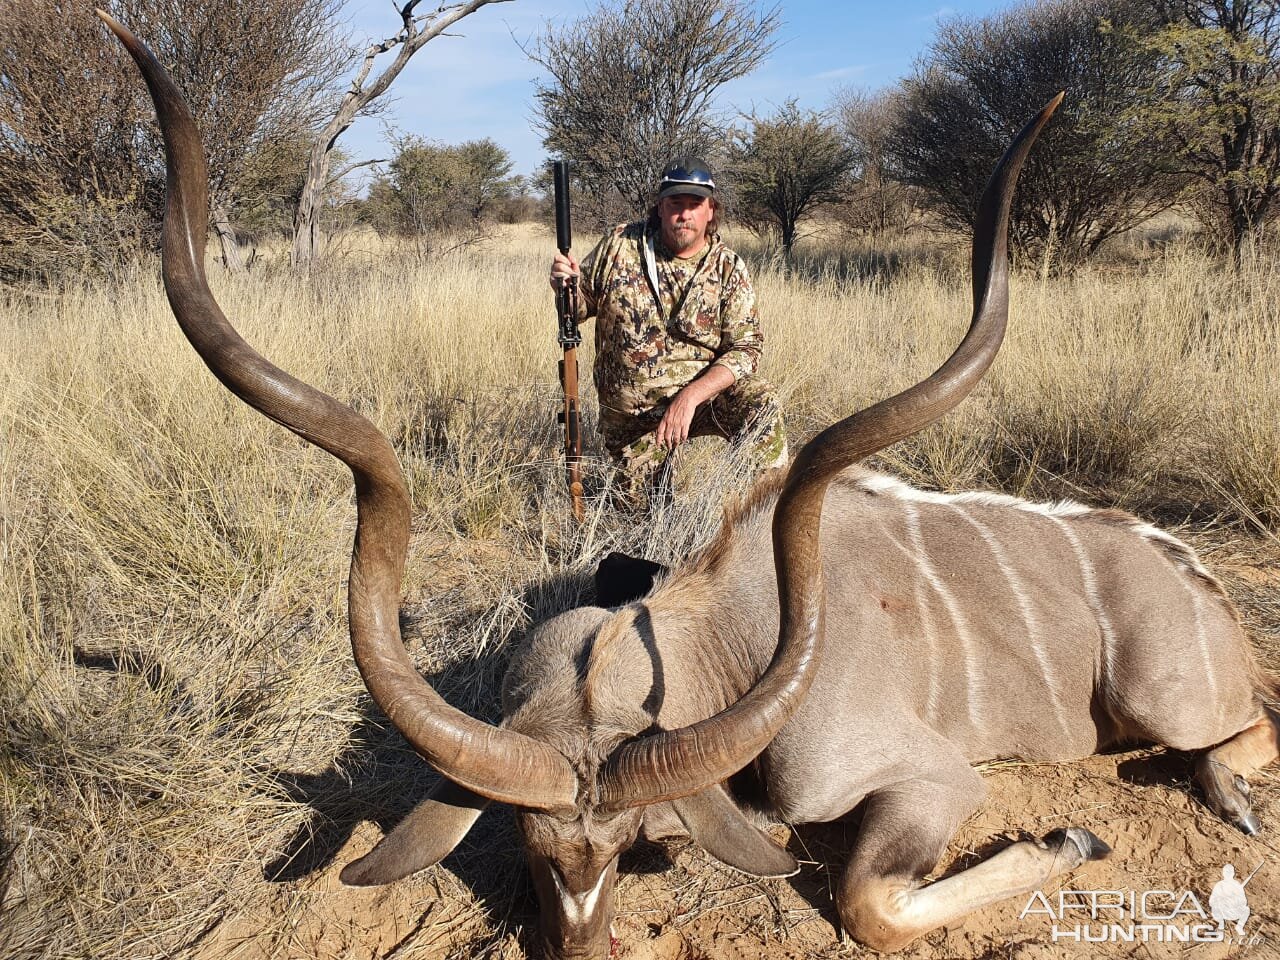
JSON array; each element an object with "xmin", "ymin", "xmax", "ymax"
[{"xmin": 553, "ymin": 160, "xmax": 585, "ymax": 521}]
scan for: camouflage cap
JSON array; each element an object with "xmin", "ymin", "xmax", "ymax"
[{"xmin": 657, "ymin": 155, "xmax": 716, "ymax": 200}]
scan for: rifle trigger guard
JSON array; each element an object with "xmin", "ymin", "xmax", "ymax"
[{"xmin": 557, "ymin": 277, "xmax": 582, "ymax": 348}]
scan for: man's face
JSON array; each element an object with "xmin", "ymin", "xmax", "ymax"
[{"xmin": 657, "ymin": 193, "xmax": 713, "ymax": 256}]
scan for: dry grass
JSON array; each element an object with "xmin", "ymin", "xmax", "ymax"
[{"xmin": 1, "ymin": 222, "xmax": 1277, "ymax": 959}]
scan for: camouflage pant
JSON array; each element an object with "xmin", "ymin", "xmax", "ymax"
[{"xmin": 599, "ymin": 377, "xmax": 787, "ymax": 505}]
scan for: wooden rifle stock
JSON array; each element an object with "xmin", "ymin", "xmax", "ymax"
[{"xmin": 553, "ymin": 161, "xmax": 585, "ymax": 521}]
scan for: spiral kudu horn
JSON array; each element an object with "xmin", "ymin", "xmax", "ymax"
[
  {"xmin": 99, "ymin": 10, "xmax": 578, "ymax": 813},
  {"xmin": 596, "ymin": 94, "xmax": 1064, "ymax": 811}
]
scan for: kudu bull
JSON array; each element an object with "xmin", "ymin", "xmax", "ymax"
[{"xmin": 103, "ymin": 13, "xmax": 1279, "ymax": 958}]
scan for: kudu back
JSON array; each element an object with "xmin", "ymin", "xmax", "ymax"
[{"xmin": 104, "ymin": 13, "xmax": 1277, "ymax": 958}]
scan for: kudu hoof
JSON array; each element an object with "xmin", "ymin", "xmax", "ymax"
[
  {"xmin": 1198, "ymin": 760, "xmax": 1260, "ymax": 834},
  {"xmin": 1045, "ymin": 826, "xmax": 1112, "ymax": 864},
  {"xmin": 1227, "ymin": 774, "xmax": 1261, "ymax": 834}
]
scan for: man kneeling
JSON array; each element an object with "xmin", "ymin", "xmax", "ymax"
[{"xmin": 549, "ymin": 156, "xmax": 786, "ymax": 507}]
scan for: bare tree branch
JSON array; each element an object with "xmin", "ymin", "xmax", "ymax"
[
  {"xmin": 329, "ymin": 157, "xmax": 387, "ymax": 185},
  {"xmin": 292, "ymin": 0, "xmax": 513, "ymax": 265}
]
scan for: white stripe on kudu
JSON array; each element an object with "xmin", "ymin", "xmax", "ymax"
[
  {"xmin": 552, "ymin": 866, "xmax": 609, "ymax": 927},
  {"xmin": 901, "ymin": 498, "xmax": 980, "ymax": 729},
  {"xmin": 949, "ymin": 503, "xmax": 1073, "ymax": 739},
  {"xmin": 1049, "ymin": 516, "xmax": 1118, "ymax": 684}
]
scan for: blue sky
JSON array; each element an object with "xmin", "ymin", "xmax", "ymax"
[{"xmin": 341, "ymin": 1, "xmax": 1008, "ymax": 180}]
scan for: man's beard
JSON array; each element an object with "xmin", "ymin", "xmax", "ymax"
[{"xmin": 667, "ymin": 223, "xmax": 701, "ymax": 249}]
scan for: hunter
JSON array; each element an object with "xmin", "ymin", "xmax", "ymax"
[{"xmin": 548, "ymin": 156, "xmax": 787, "ymax": 505}]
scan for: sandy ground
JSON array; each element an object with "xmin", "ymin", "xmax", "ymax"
[{"xmin": 195, "ymin": 561, "xmax": 1280, "ymax": 960}]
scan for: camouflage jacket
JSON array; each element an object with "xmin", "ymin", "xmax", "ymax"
[{"xmin": 576, "ymin": 221, "xmax": 763, "ymax": 418}]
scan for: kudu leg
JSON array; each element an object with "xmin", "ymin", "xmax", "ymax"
[
  {"xmin": 836, "ymin": 769, "xmax": 1109, "ymax": 953},
  {"xmin": 1195, "ymin": 712, "xmax": 1280, "ymax": 836}
]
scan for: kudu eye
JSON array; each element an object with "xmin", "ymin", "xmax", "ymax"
[{"xmin": 590, "ymin": 806, "xmax": 623, "ymax": 824}]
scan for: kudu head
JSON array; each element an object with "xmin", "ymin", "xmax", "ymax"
[{"xmin": 100, "ymin": 11, "xmax": 1059, "ymax": 958}]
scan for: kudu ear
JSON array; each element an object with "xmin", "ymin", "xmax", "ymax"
[
  {"xmin": 340, "ymin": 780, "xmax": 489, "ymax": 887},
  {"xmin": 672, "ymin": 785, "xmax": 799, "ymax": 879}
]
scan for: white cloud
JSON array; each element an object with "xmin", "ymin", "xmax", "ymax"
[
  {"xmin": 917, "ymin": 6, "xmax": 956, "ymax": 23},
  {"xmin": 811, "ymin": 64, "xmax": 870, "ymax": 81}
]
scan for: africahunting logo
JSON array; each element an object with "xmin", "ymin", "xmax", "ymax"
[{"xmin": 1021, "ymin": 862, "xmax": 1265, "ymax": 946}]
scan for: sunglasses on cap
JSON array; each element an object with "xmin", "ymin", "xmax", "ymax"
[{"xmin": 659, "ymin": 166, "xmax": 716, "ymax": 190}]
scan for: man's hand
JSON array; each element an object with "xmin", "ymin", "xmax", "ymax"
[
  {"xmin": 654, "ymin": 365, "xmax": 736, "ymax": 450},
  {"xmin": 550, "ymin": 252, "xmax": 579, "ymax": 291},
  {"xmin": 655, "ymin": 391, "xmax": 699, "ymax": 449}
]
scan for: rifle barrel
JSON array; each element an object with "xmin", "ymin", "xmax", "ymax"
[
  {"xmin": 552, "ymin": 159, "xmax": 583, "ymax": 521},
  {"xmin": 553, "ymin": 160, "xmax": 572, "ymax": 255}
]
